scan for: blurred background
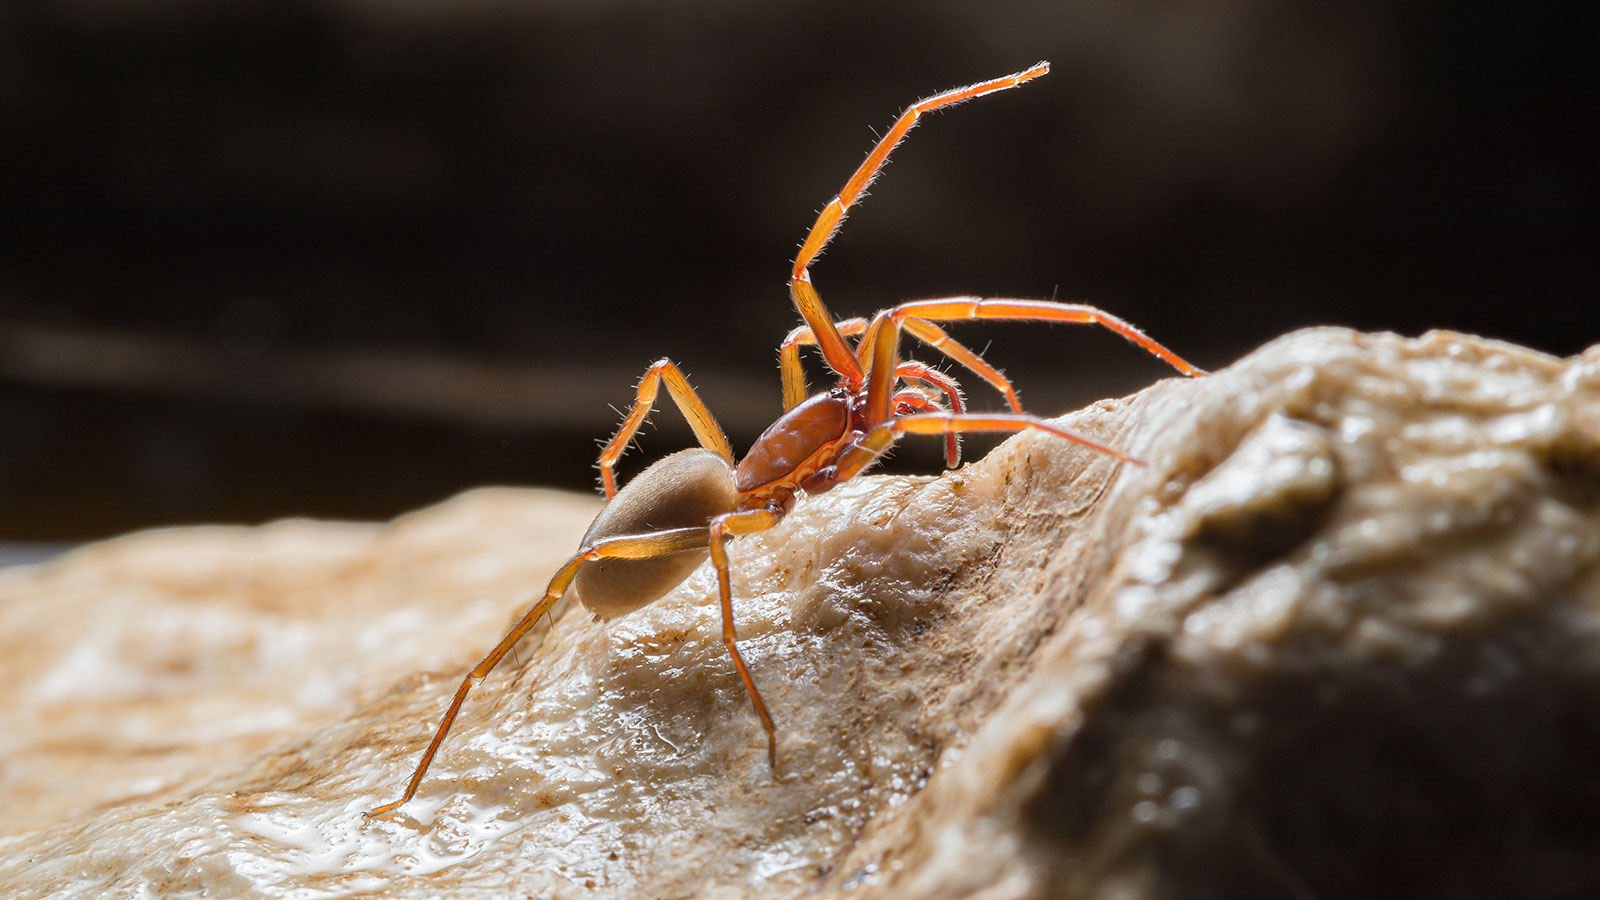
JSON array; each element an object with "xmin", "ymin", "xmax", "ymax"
[{"xmin": 0, "ymin": 0, "xmax": 1594, "ymax": 545}]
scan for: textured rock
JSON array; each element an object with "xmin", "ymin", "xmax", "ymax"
[{"xmin": 3, "ymin": 328, "xmax": 1600, "ymax": 899}]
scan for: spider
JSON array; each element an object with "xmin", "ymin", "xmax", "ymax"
[{"xmin": 367, "ymin": 61, "xmax": 1201, "ymax": 817}]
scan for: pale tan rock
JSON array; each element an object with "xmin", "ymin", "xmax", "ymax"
[{"xmin": 2, "ymin": 328, "xmax": 1599, "ymax": 899}]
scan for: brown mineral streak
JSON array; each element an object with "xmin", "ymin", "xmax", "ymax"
[{"xmin": 3, "ymin": 328, "xmax": 1600, "ymax": 899}]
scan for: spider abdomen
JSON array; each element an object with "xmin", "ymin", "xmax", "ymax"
[{"xmin": 575, "ymin": 448, "xmax": 738, "ymax": 619}]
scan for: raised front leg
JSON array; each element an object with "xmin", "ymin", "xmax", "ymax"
[{"xmin": 787, "ymin": 63, "xmax": 1051, "ymax": 388}]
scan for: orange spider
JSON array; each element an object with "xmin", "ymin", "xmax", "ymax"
[{"xmin": 368, "ymin": 61, "xmax": 1201, "ymax": 817}]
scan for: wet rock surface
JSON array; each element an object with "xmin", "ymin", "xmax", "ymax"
[{"xmin": 3, "ymin": 328, "xmax": 1599, "ymax": 899}]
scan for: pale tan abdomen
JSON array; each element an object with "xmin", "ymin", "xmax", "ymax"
[{"xmin": 574, "ymin": 448, "xmax": 738, "ymax": 619}]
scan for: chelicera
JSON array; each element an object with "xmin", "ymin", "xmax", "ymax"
[{"xmin": 368, "ymin": 61, "xmax": 1201, "ymax": 817}]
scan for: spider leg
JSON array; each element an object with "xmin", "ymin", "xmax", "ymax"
[
  {"xmin": 598, "ymin": 358, "xmax": 734, "ymax": 498},
  {"xmin": 883, "ymin": 298, "xmax": 1206, "ymax": 378},
  {"xmin": 788, "ymin": 63, "xmax": 1050, "ymax": 388},
  {"xmin": 707, "ymin": 507, "xmax": 786, "ymax": 771},
  {"xmin": 833, "ymin": 411, "xmax": 1139, "ymax": 485},
  {"xmin": 368, "ymin": 525, "xmax": 715, "ymax": 818}
]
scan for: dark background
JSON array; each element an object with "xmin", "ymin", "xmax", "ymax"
[{"xmin": 0, "ymin": 0, "xmax": 1594, "ymax": 543}]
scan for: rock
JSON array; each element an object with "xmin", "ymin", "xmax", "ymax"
[{"xmin": 3, "ymin": 327, "xmax": 1600, "ymax": 899}]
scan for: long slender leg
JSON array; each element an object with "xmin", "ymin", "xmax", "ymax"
[
  {"xmin": 784, "ymin": 299, "xmax": 1200, "ymax": 412},
  {"xmin": 855, "ymin": 297, "xmax": 1188, "ymax": 471},
  {"xmin": 885, "ymin": 298, "xmax": 1206, "ymax": 377},
  {"xmin": 832, "ymin": 411, "xmax": 1140, "ymax": 485},
  {"xmin": 367, "ymin": 525, "xmax": 713, "ymax": 818},
  {"xmin": 788, "ymin": 62, "xmax": 1051, "ymax": 386},
  {"xmin": 598, "ymin": 358, "xmax": 734, "ymax": 498},
  {"xmin": 857, "ymin": 301, "xmax": 1132, "ymax": 474},
  {"xmin": 707, "ymin": 507, "xmax": 785, "ymax": 769}
]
